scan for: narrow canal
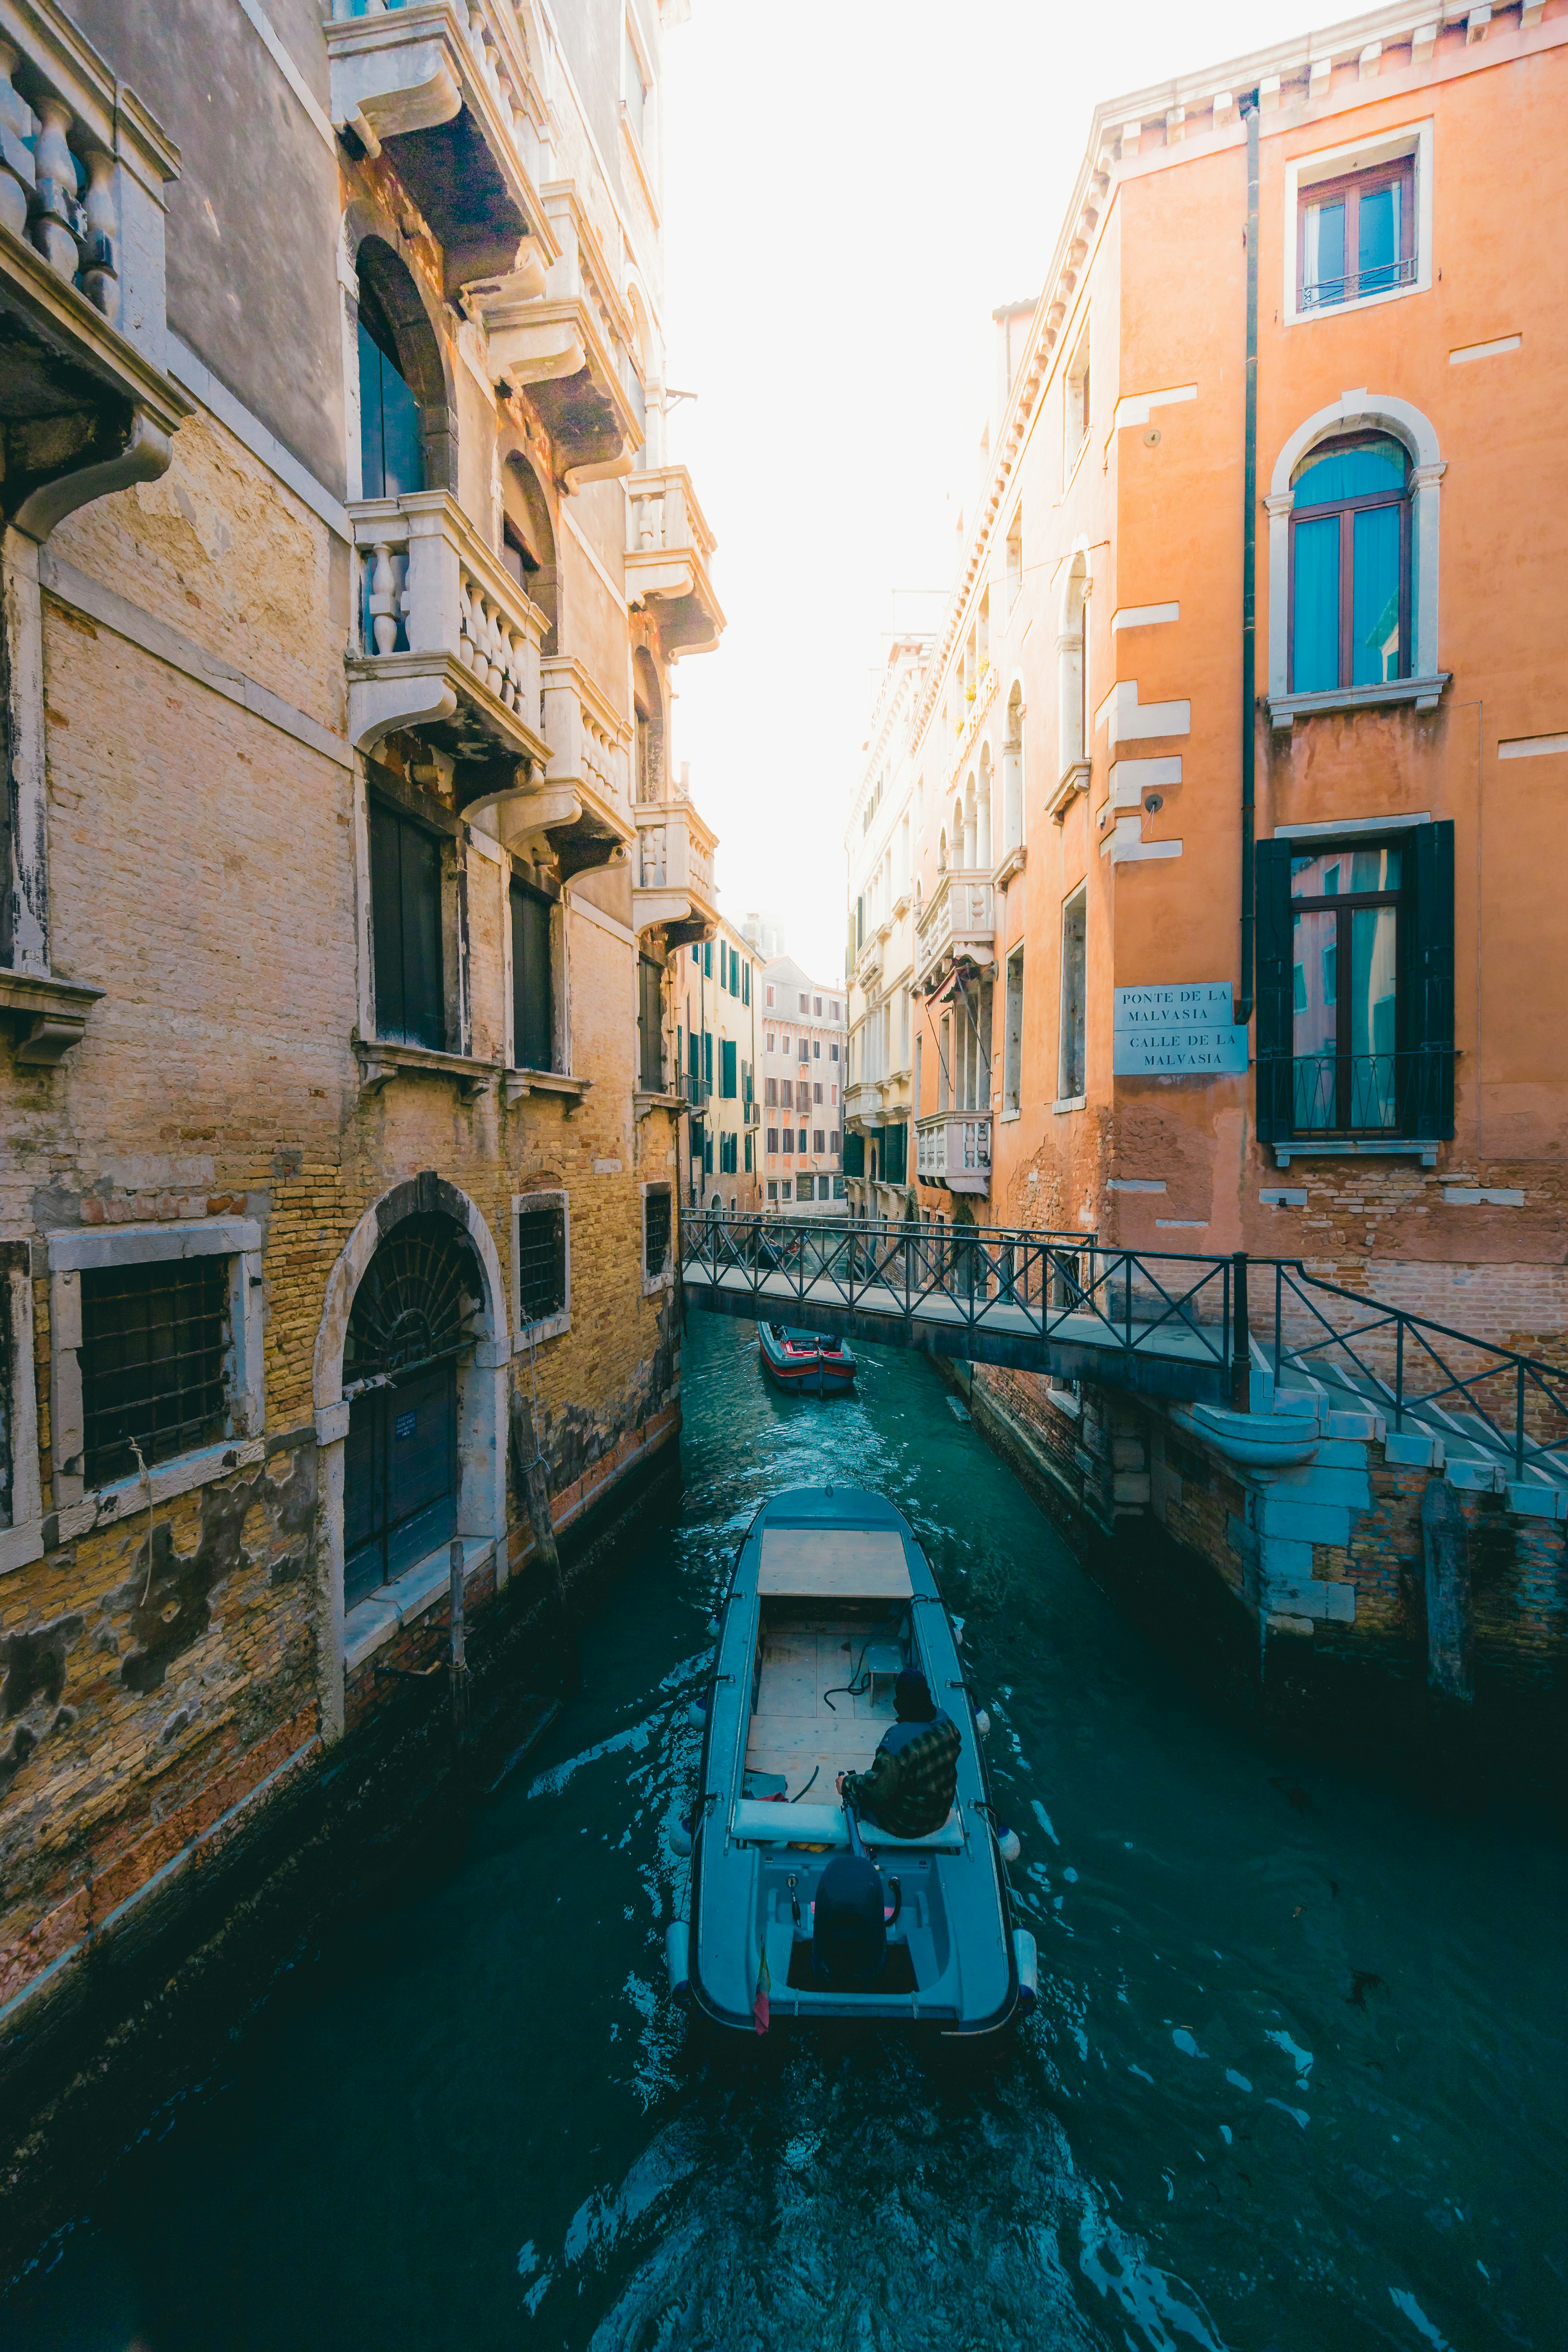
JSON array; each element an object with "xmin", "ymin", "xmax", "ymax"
[{"xmin": 6, "ymin": 1316, "xmax": 1564, "ymax": 2351}]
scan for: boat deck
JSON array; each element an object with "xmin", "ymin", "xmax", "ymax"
[{"xmin": 743, "ymin": 1617, "xmax": 904, "ymax": 1798}]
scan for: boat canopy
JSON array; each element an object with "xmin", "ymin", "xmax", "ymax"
[{"xmin": 756, "ymin": 1526, "xmax": 912, "ymax": 1599}]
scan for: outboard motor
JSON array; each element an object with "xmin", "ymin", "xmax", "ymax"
[{"xmin": 812, "ymin": 1855, "xmax": 886, "ymax": 1989}]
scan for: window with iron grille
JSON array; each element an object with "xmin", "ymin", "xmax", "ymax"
[
  {"xmin": 80, "ymin": 1258, "xmax": 229, "ymax": 1486},
  {"xmin": 643, "ymin": 1187, "xmax": 672, "ymax": 1282},
  {"xmin": 516, "ymin": 1198, "xmax": 567, "ymax": 1329}
]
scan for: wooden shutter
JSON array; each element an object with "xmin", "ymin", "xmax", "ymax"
[
  {"xmin": 638, "ymin": 956, "xmax": 664, "ymax": 1089},
  {"xmin": 511, "ymin": 881, "xmax": 554, "ymax": 1072},
  {"xmin": 1254, "ymin": 839, "xmax": 1294, "ymax": 1141},
  {"xmin": 370, "ymin": 800, "xmax": 444, "ymax": 1049},
  {"xmin": 721, "ymin": 1038, "xmax": 737, "ymax": 1098},
  {"xmin": 1409, "ymin": 820, "xmax": 1455, "ymax": 1137}
]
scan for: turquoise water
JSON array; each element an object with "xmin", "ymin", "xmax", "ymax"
[{"xmin": 5, "ymin": 1314, "xmax": 1565, "ymax": 2349}]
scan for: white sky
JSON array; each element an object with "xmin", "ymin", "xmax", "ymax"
[{"xmin": 657, "ymin": 0, "xmax": 1325, "ymax": 984}]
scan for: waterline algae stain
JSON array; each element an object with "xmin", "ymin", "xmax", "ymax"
[{"xmin": 4, "ymin": 1316, "xmax": 1564, "ymax": 2348}]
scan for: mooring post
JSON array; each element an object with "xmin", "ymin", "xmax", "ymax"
[
  {"xmin": 1230, "ymin": 1250, "xmax": 1251, "ymax": 1413},
  {"xmin": 1421, "ymin": 1474, "xmax": 1473, "ymax": 1704},
  {"xmin": 449, "ymin": 1535, "xmax": 471, "ymax": 1744}
]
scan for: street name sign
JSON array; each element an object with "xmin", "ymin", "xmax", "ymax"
[{"xmin": 1113, "ymin": 983, "xmax": 1249, "ymax": 1076}]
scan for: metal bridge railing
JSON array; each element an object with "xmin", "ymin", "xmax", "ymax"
[
  {"xmin": 681, "ymin": 1213, "xmax": 1568, "ymax": 1479},
  {"xmin": 1270, "ymin": 1263, "xmax": 1568, "ymax": 1480},
  {"xmin": 680, "ymin": 1211, "xmax": 1238, "ymax": 1382}
]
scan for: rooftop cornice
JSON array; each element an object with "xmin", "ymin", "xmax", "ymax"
[{"xmin": 902, "ymin": 0, "xmax": 1544, "ymax": 757}]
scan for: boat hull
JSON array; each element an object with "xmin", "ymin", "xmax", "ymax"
[
  {"xmin": 757, "ymin": 1323, "xmax": 857, "ymax": 1394},
  {"xmin": 685, "ymin": 1486, "xmax": 1020, "ymax": 2036}
]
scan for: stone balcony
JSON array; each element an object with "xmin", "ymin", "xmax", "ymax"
[
  {"xmin": 914, "ymin": 870, "xmax": 994, "ymax": 993},
  {"xmin": 534, "ymin": 654, "xmax": 634, "ymax": 878},
  {"xmin": 325, "ymin": 0, "xmax": 557, "ymax": 299},
  {"xmin": 0, "ymin": 2, "xmax": 190, "ymax": 541},
  {"xmin": 477, "ymin": 180, "xmax": 641, "ymax": 488},
  {"xmin": 346, "ymin": 488, "xmax": 550, "ymax": 769},
  {"xmin": 843, "ymin": 1079, "xmax": 885, "ymax": 1128},
  {"xmin": 625, "ymin": 465, "xmax": 724, "ymax": 657},
  {"xmin": 916, "ymin": 1110, "xmax": 991, "ymax": 1195},
  {"xmin": 633, "ymin": 793, "xmax": 719, "ymax": 950}
]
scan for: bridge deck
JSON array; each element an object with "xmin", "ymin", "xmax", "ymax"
[{"xmin": 682, "ymin": 1261, "xmax": 1230, "ymax": 1402}]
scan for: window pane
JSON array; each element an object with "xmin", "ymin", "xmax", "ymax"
[
  {"xmin": 1291, "ymin": 846, "xmax": 1401, "ymax": 898},
  {"xmin": 1358, "ymin": 180, "xmax": 1401, "ymax": 293},
  {"xmin": 1352, "ymin": 504, "xmax": 1403, "ymax": 684},
  {"xmin": 1058, "ymin": 890, "xmax": 1087, "ymax": 1100},
  {"xmin": 1292, "ymin": 906, "xmax": 1338, "ymax": 1129},
  {"xmin": 1292, "ymin": 514, "xmax": 1341, "ymax": 692},
  {"xmin": 1292, "ymin": 434, "xmax": 1408, "ymax": 506},
  {"xmin": 1350, "ymin": 904, "xmax": 1399, "ymax": 1126},
  {"xmin": 1302, "ymin": 196, "xmax": 1345, "ymax": 307},
  {"xmin": 80, "ymin": 1259, "xmax": 228, "ymax": 1486},
  {"xmin": 357, "ymin": 321, "xmax": 423, "ymax": 501},
  {"xmin": 512, "ymin": 883, "xmax": 553, "ymax": 1071}
]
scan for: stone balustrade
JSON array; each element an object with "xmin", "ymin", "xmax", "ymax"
[
  {"xmin": 624, "ymin": 463, "xmax": 724, "ymax": 655},
  {"xmin": 345, "ymin": 489, "xmax": 548, "ymax": 759},
  {"xmin": 540, "ymin": 655, "xmax": 630, "ymax": 818},
  {"xmin": 633, "ymin": 794, "xmax": 719, "ymax": 943},
  {"xmin": 0, "ymin": 45, "xmax": 115, "ymax": 319},
  {"xmin": 915, "ymin": 869, "xmax": 994, "ymax": 991},
  {"xmin": 916, "ymin": 1111, "xmax": 992, "ymax": 1194}
]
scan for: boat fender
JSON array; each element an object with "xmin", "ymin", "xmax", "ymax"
[
  {"xmin": 974, "ymin": 1708, "xmax": 991, "ymax": 1736},
  {"xmin": 670, "ymin": 1811, "xmax": 693, "ymax": 1859},
  {"xmin": 1014, "ymin": 1928, "xmax": 1038, "ymax": 2016},
  {"xmin": 996, "ymin": 1824, "xmax": 1022, "ymax": 1864},
  {"xmin": 665, "ymin": 1920, "xmax": 691, "ymax": 2006},
  {"xmin": 686, "ymin": 1694, "xmax": 708, "ymax": 1729},
  {"xmin": 952, "ymin": 1615, "xmax": 966, "ymax": 1647},
  {"xmin": 706, "ymin": 1613, "xmax": 719, "ymax": 1637}
]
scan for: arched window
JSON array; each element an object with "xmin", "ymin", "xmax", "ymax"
[
  {"xmin": 343, "ymin": 1214, "xmax": 484, "ymax": 1608},
  {"xmin": 633, "ymin": 647, "xmax": 664, "ymax": 802},
  {"xmin": 501, "ymin": 453, "xmax": 558, "ymax": 654},
  {"xmin": 937, "ymin": 827, "xmax": 948, "ymax": 875},
  {"xmin": 1057, "ymin": 553, "xmax": 1089, "ymax": 782},
  {"xmin": 976, "ymin": 744, "xmax": 993, "ymax": 870},
  {"xmin": 1002, "ymin": 684, "xmax": 1024, "ymax": 853},
  {"xmin": 357, "ymin": 274, "xmax": 424, "ymax": 500},
  {"xmin": 1290, "ymin": 433, "xmax": 1409, "ymax": 693}
]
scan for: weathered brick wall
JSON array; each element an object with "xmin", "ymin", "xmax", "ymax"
[{"xmin": 0, "ymin": 392, "xmax": 684, "ymax": 2031}]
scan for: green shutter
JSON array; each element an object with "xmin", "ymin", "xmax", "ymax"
[
  {"xmin": 742, "ymin": 964, "xmax": 750, "ymax": 1006},
  {"xmin": 1254, "ymin": 839, "xmax": 1295, "ymax": 1141},
  {"xmin": 1409, "ymin": 820, "xmax": 1455, "ymax": 1138},
  {"xmin": 703, "ymin": 1029, "xmax": 713, "ymax": 1085},
  {"xmin": 721, "ymin": 1038, "xmax": 737, "ymax": 1098},
  {"xmin": 844, "ymin": 1131, "xmax": 865, "ymax": 1178}
]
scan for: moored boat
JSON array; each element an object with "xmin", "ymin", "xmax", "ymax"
[
  {"xmin": 757, "ymin": 1321, "xmax": 857, "ymax": 1394},
  {"xmin": 669, "ymin": 1486, "xmax": 1033, "ymax": 2033}
]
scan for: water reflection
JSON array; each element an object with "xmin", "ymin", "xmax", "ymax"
[{"xmin": 4, "ymin": 1315, "xmax": 1564, "ymax": 2350}]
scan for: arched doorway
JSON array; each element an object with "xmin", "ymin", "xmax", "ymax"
[
  {"xmin": 501, "ymin": 452, "xmax": 558, "ymax": 653},
  {"xmin": 342, "ymin": 1212, "xmax": 486, "ymax": 1608}
]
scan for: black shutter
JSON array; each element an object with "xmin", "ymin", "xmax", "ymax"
[
  {"xmin": 1254, "ymin": 838, "xmax": 1295, "ymax": 1141},
  {"xmin": 638, "ymin": 956, "xmax": 664, "ymax": 1089},
  {"xmin": 1408, "ymin": 819, "xmax": 1455, "ymax": 1137},
  {"xmin": 512, "ymin": 881, "xmax": 554, "ymax": 1071},
  {"xmin": 371, "ymin": 800, "xmax": 443, "ymax": 1049}
]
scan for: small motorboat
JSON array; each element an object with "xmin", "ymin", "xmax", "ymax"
[
  {"xmin": 758, "ymin": 1321, "xmax": 857, "ymax": 1394},
  {"xmin": 668, "ymin": 1486, "xmax": 1034, "ymax": 2034}
]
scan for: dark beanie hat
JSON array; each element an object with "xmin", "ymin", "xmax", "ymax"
[{"xmin": 895, "ymin": 1667, "xmax": 936, "ymax": 1721}]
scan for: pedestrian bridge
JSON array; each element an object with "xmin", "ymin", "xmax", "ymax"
[
  {"xmin": 679, "ymin": 1212, "xmax": 1568, "ymax": 1482},
  {"xmin": 681, "ymin": 1213, "xmax": 1239, "ymax": 1403}
]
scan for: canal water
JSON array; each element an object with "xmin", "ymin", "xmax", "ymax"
[{"xmin": 5, "ymin": 1314, "xmax": 1565, "ymax": 2351}]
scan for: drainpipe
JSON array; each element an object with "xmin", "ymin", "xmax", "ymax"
[{"xmin": 1235, "ymin": 92, "xmax": 1260, "ymax": 1031}]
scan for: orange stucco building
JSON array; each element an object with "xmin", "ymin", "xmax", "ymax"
[{"xmin": 848, "ymin": 0, "xmax": 1567, "ymax": 1356}]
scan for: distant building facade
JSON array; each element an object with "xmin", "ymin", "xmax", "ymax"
[
  {"xmin": 843, "ymin": 636, "xmax": 932, "ymax": 1217},
  {"xmin": 760, "ymin": 956, "xmax": 846, "ymax": 1214},
  {"xmin": 679, "ymin": 916, "xmax": 761, "ymax": 1210}
]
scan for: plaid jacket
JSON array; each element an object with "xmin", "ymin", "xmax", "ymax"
[{"xmin": 842, "ymin": 1713, "xmax": 960, "ymax": 1838}]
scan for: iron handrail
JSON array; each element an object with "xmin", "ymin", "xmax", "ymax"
[
  {"xmin": 1271, "ymin": 1263, "xmax": 1568, "ymax": 1480},
  {"xmin": 684, "ymin": 1214, "xmax": 1568, "ymax": 1477}
]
